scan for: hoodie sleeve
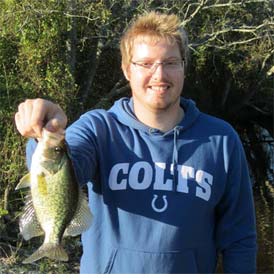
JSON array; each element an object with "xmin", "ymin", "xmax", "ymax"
[
  {"xmin": 215, "ymin": 132, "xmax": 257, "ymax": 273},
  {"xmin": 26, "ymin": 139, "xmax": 37, "ymax": 170},
  {"xmin": 65, "ymin": 112, "xmax": 102, "ymax": 187}
]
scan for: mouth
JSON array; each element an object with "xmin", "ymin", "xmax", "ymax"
[{"xmin": 148, "ymin": 84, "xmax": 171, "ymax": 93}]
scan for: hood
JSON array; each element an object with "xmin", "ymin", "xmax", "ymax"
[
  {"xmin": 108, "ymin": 97, "xmax": 201, "ymax": 192},
  {"xmin": 108, "ymin": 97, "xmax": 201, "ymax": 135}
]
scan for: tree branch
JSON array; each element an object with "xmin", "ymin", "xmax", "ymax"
[
  {"xmin": 93, "ymin": 79, "xmax": 129, "ymax": 109},
  {"xmin": 202, "ymin": 0, "xmax": 268, "ymax": 10},
  {"xmin": 181, "ymin": 0, "xmax": 208, "ymax": 27}
]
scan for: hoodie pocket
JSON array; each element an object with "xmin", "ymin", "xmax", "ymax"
[{"xmin": 104, "ymin": 248, "xmax": 198, "ymax": 274}]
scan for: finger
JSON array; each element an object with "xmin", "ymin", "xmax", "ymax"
[
  {"xmin": 30, "ymin": 99, "xmax": 49, "ymax": 138},
  {"xmin": 14, "ymin": 111, "xmax": 25, "ymax": 135},
  {"xmin": 15, "ymin": 102, "xmax": 35, "ymax": 137}
]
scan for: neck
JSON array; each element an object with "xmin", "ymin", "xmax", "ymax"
[{"xmin": 133, "ymin": 102, "xmax": 184, "ymax": 132}]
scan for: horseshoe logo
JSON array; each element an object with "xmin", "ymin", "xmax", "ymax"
[{"xmin": 151, "ymin": 194, "xmax": 168, "ymax": 213}]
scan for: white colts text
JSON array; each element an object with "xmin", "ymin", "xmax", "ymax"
[{"xmin": 108, "ymin": 162, "xmax": 213, "ymax": 201}]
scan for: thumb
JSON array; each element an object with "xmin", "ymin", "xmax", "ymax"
[{"xmin": 44, "ymin": 115, "xmax": 67, "ymax": 133}]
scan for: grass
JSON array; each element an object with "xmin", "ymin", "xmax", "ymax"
[{"xmin": 0, "ymin": 237, "xmax": 81, "ymax": 274}]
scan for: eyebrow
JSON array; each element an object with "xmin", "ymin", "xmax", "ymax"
[{"xmin": 134, "ymin": 56, "xmax": 181, "ymax": 61}]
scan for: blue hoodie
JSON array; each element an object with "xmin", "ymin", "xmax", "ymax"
[{"xmin": 27, "ymin": 97, "xmax": 257, "ymax": 273}]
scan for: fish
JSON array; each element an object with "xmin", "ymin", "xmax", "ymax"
[{"xmin": 16, "ymin": 129, "xmax": 93, "ymax": 264}]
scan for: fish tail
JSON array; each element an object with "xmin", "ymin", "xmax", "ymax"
[{"xmin": 23, "ymin": 243, "xmax": 68, "ymax": 264}]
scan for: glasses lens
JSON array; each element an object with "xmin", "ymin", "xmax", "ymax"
[{"xmin": 132, "ymin": 60, "xmax": 183, "ymax": 73}]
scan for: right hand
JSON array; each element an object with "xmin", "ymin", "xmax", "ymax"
[{"xmin": 15, "ymin": 98, "xmax": 68, "ymax": 139}]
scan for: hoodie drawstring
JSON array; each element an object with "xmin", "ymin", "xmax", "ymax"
[{"xmin": 172, "ymin": 127, "xmax": 181, "ymax": 192}]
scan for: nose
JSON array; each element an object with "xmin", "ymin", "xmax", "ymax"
[{"xmin": 151, "ymin": 63, "xmax": 165, "ymax": 78}]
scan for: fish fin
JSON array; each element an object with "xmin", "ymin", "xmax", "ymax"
[
  {"xmin": 19, "ymin": 194, "xmax": 44, "ymax": 240},
  {"xmin": 16, "ymin": 173, "xmax": 31, "ymax": 190},
  {"xmin": 64, "ymin": 189, "xmax": 93, "ymax": 237},
  {"xmin": 23, "ymin": 243, "xmax": 68, "ymax": 264}
]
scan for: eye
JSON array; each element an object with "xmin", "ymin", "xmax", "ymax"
[
  {"xmin": 54, "ymin": 147, "xmax": 62, "ymax": 153},
  {"xmin": 141, "ymin": 62, "xmax": 154, "ymax": 68},
  {"xmin": 166, "ymin": 61, "xmax": 179, "ymax": 66}
]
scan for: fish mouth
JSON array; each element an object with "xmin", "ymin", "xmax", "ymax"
[
  {"xmin": 42, "ymin": 129, "xmax": 65, "ymax": 146},
  {"xmin": 35, "ymin": 129, "xmax": 67, "ymax": 174},
  {"xmin": 39, "ymin": 160, "xmax": 62, "ymax": 175}
]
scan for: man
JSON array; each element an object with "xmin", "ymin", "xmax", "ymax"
[{"xmin": 15, "ymin": 12, "xmax": 257, "ymax": 273}]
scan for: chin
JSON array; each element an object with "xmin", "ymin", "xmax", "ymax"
[
  {"xmin": 152, "ymin": 98, "xmax": 181, "ymax": 112},
  {"xmin": 149, "ymin": 101, "xmax": 173, "ymax": 111}
]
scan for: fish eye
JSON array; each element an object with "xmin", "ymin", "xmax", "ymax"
[{"xmin": 54, "ymin": 147, "xmax": 62, "ymax": 153}]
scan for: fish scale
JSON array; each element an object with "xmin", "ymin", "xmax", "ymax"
[{"xmin": 16, "ymin": 129, "xmax": 93, "ymax": 264}]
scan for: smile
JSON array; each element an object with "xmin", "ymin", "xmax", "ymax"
[{"xmin": 148, "ymin": 85, "xmax": 170, "ymax": 92}]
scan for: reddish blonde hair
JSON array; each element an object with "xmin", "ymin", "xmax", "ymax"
[{"xmin": 120, "ymin": 11, "xmax": 189, "ymax": 69}]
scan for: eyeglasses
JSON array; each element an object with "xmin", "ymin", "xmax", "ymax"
[{"xmin": 131, "ymin": 59, "xmax": 184, "ymax": 74}]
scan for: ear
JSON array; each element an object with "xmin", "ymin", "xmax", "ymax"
[{"xmin": 122, "ymin": 63, "xmax": 130, "ymax": 81}]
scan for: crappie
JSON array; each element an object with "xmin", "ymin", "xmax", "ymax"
[{"xmin": 16, "ymin": 129, "xmax": 93, "ymax": 264}]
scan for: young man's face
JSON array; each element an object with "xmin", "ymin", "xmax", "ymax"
[{"xmin": 123, "ymin": 37, "xmax": 185, "ymax": 114}]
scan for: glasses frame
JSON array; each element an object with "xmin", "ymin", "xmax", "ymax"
[{"xmin": 131, "ymin": 59, "xmax": 184, "ymax": 74}]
